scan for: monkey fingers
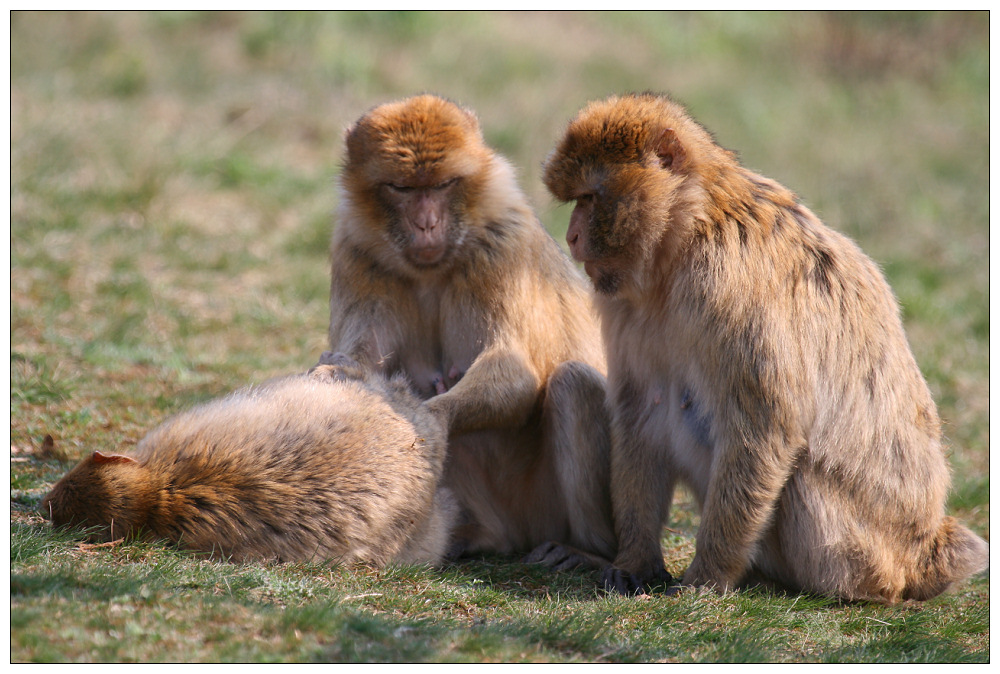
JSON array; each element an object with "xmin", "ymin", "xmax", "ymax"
[
  {"xmin": 315, "ymin": 350, "xmax": 360, "ymax": 368},
  {"xmin": 308, "ymin": 351, "xmax": 366, "ymax": 382}
]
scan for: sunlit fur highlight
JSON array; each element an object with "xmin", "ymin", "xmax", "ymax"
[{"xmin": 42, "ymin": 367, "xmax": 456, "ymax": 566}]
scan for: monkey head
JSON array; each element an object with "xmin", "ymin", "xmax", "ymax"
[
  {"xmin": 340, "ymin": 94, "xmax": 497, "ymax": 272},
  {"xmin": 41, "ymin": 451, "xmax": 151, "ymax": 542},
  {"xmin": 543, "ymin": 93, "xmax": 726, "ymax": 295}
]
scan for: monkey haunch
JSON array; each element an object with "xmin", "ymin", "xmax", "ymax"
[
  {"xmin": 328, "ymin": 94, "xmax": 615, "ymax": 569},
  {"xmin": 544, "ymin": 93, "xmax": 988, "ymax": 602},
  {"xmin": 42, "ymin": 362, "xmax": 457, "ymax": 566}
]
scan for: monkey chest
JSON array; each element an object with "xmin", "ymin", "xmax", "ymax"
[{"xmin": 397, "ymin": 299, "xmax": 483, "ymax": 398}]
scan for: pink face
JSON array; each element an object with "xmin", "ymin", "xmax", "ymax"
[
  {"xmin": 564, "ymin": 193, "xmax": 627, "ymax": 295},
  {"xmin": 383, "ymin": 178, "xmax": 460, "ymax": 268},
  {"xmin": 566, "ymin": 194, "xmax": 594, "ymax": 267}
]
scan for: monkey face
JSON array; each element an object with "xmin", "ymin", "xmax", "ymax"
[
  {"xmin": 544, "ymin": 94, "xmax": 705, "ymax": 295},
  {"xmin": 565, "ymin": 192, "xmax": 628, "ymax": 294},
  {"xmin": 558, "ymin": 164, "xmax": 674, "ymax": 295},
  {"xmin": 42, "ymin": 451, "xmax": 147, "ymax": 541},
  {"xmin": 379, "ymin": 178, "xmax": 464, "ymax": 268},
  {"xmin": 42, "ymin": 464, "xmax": 114, "ymax": 538},
  {"xmin": 341, "ymin": 95, "xmax": 493, "ymax": 273}
]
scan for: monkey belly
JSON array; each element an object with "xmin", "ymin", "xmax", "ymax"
[{"xmin": 635, "ymin": 383, "xmax": 715, "ymax": 505}]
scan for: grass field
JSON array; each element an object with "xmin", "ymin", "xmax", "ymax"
[{"xmin": 10, "ymin": 11, "xmax": 989, "ymax": 663}]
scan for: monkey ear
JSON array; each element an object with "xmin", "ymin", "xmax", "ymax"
[
  {"xmin": 653, "ymin": 128, "xmax": 688, "ymax": 173},
  {"xmin": 91, "ymin": 451, "xmax": 137, "ymax": 465}
]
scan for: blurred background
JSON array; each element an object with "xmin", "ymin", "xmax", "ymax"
[{"xmin": 10, "ymin": 12, "xmax": 988, "ymax": 533}]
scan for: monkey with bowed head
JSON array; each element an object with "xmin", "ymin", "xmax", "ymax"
[
  {"xmin": 43, "ymin": 354, "xmax": 457, "ymax": 566},
  {"xmin": 543, "ymin": 92, "xmax": 988, "ymax": 602},
  {"xmin": 326, "ymin": 94, "xmax": 616, "ymax": 569}
]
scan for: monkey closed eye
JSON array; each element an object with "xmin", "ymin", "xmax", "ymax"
[{"xmin": 386, "ymin": 184, "xmax": 416, "ymax": 193}]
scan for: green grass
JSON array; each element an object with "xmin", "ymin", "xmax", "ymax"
[{"xmin": 10, "ymin": 10, "xmax": 989, "ymax": 663}]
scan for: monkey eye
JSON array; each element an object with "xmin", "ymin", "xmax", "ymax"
[
  {"xmin": 576, "ymin": 193, "xmax": 596, "ymax": 204},
  {"xmin": 386, "ymin": 183, "xmax": 416, "ymax": 193},
  {"xmin": 433, "ymin": 178, "xmax": 459, "ymax": 191}
]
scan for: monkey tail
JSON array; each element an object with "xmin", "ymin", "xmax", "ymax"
[{"xmin": 904, "ymin": 517, "xmax": 988, "ymax": 600}]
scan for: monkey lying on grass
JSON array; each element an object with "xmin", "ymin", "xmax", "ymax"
[{"xmin": 42, "ymin": 353, "xmax": 457, "ymax": 566}]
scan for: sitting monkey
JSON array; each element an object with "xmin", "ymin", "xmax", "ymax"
[{"xmin": 543, "ymin": 93, "xmax": 988, "ymax": 602}]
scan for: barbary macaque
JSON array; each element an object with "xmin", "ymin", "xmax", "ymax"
[
  {"xmin": 543, "ymin": 92, "xmax": 988, "ymax": 602},
  {"xmin": 327, "ymin": 94, "xmax": 615, "ymax": 568},
  {"xmin": 43, "ymin": 355, "xmax": 457, "ymax": 566}
]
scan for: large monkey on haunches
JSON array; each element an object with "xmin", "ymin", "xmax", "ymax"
[
  {"xmin": 326, "ymin": 94, "xmax": 615, "ymax": 568},
  {"xmin": 543, "ymin": 93, "xmax": 988, "ymax": 603}
]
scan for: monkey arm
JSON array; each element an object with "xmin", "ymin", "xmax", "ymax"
[
  {"xmin": 422, "ymin": 344, "xmax": 541, "ymax": 435},
  {"xmin": 327, "ymin": 273, "xmax": 406, "ymax": 374},
  {"xmin": 684, "ymin": 408, "xmax": 803, "ymax": 591}
]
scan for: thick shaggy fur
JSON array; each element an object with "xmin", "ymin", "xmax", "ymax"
[
  {"xmin": 42, "ymin": 365, "xmax": 457, "ymax": 566},
  {"xmin": 328, "ymin": 95, "xmax": 615, "ymax": 567},
  {"xmin": 544, "ymin": 92, "xmax": 988, "ymax": 602}
]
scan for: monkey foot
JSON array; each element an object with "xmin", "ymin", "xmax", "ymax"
[
  {"xmin": 602, "ymin": 565, "xmax": 676, "ymax": 596},
  {"xmin": 523, "ymin": 541, "xmax": 592, "ymax": 571}
]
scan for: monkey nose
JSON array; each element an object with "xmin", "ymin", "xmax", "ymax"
[{"xmin": 415, "ymin": 217, "xmax": 439, "ymax": 233}]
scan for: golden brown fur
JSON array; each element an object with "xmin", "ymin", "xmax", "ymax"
[
  {"xmin": 328, "ymin": 95, "xmax": 615, "ymax": 567},
  {"xmin": 42, "ymin": 358, "xmax": 457, "ymax": 566},
  {"xmin": 543, "ymin": 92, "xmax": 988, "ymax": 602}
]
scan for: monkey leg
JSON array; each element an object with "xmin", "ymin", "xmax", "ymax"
[
  {"xmin": 523, "ymin": 361, "xmax": 617, "ymax": 570},
  {"xmin": 681, "ymin": 424, "xmax": 803, "ymax": 593},
  {"xmin": 423, "ymin": 345, "xmax": 540, "ymax": 435}
]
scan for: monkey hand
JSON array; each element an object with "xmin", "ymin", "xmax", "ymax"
[
  {"xmin": 308, "ymin": 351, "xmax": 365, "ymax": 382},
  {"xmin": 681, "ymin": 555, "xmax": 736, "ymax": 594},
  {"xmin": 602, "ymin": 564, "xmax": 675, "ymax": 596}
]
